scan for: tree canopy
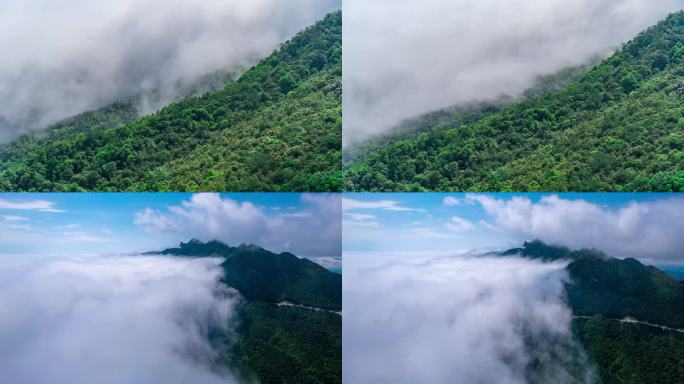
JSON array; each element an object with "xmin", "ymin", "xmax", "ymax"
[
  {"xmin": 346, "ymin": 12, "xmax": 684, "ymax": 192},
  {"xmin": 0, "ymin": 12, "xmax": 342, "ymax": 192}
]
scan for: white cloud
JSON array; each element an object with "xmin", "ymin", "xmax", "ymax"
[
  {"xmin": 0, "ymin": 0, "xmax": 340, "ymax": 143},
  {"xmin": 0, "ymin": 198, "xmax": 64, "ymax": 212},
  {"xmin": 135, "ymin": 193, "xmax": 341, "ymax": 258},
  {"xmin": 0, "ymin": 219, "xmax": 110, "ymax": 250},
  {"xmin": 342, "ymin": 197, "xmax": 423, "ymax": 212},
  {"xmin": 442, "ymin": 196, "xmax": 475, "ymax": 206},
  {"xmin": 468, "ymin": 194, "xmax": 684, "ymax": 262},
  {"xmin": 0, "ymin": 255, "xmax": 240, "ymax": 384},
  {"xmin": 345, "ymin": 213, "xmax": 377, "ymax": 222},
  {"xmin": 446, "ymin": 215, "xmax": 475, "ymax": 232},
  {"xmin": 343, "ymin": 0, "xmax": 684, "ymax": 145},
  {"xmin": 344, "ymin": 254, "xmax": 596, "ymax": 383},
  {"xmin": 1, "ymin": 215, "xmax": 28, "ymax": 222},
  {"xmin": 54, "ymin": 231, "xmax": 108, "ymax": 243},
  {"xmin": 343, "ymin": 213, "xmax": 380, "ymax": 230}
]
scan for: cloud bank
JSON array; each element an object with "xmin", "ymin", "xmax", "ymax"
[
  {"xmin": 343, "ymin": 0, "xmax": 684, "ymax": 145},
  {"xmin": 344, "ymin": 254, "xmax": 596, "ymax": 384},
  {"xmin": 135, "ymin": 193, "xmax": 342, "ymax": 259},
  {"xmin": 0, "ymin": 198, "xmax": 64, "ymax": 212},
  {"xmin": 466, "ymin": 194, "xmax": 684, "ymax": 262},
  {"xmin": 0, "ymin": 255, "xmax": 240, "ymax": 384},
  {"xmin": 0, "ymin": 0, "xmax": 340, "ymax": 143}
]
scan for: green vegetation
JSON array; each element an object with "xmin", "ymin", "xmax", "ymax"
[
  {"xmin": 575, "ymin": 316, "xmax": 684, "ymax": 384},
  {"xmin": 0, "ymin": 12, "xmax": 342, "ymax": 192},
  {"xmin": 224, "ymin": 302, "xmax": 341, "ymax": 384},
  {"xmin": 346, "ymin": 11, "xmax": 684, "ymax": 192},
  {"xmin": 507, "ymin": 240, "xmax": 684, "ymax": 328},
  {"xmin": 503, "ymin": 240, "xmax": 684, "ymax": 383},
  {"xmin": 154, "ymin": 239, "xmax": 342, "ymax": 383},
  {"xmin": 567, "ymin": 255, "xmax": 684, "ymax": 329},
  {"xmin": 157, "ymin": 239, "xmax": 341, "ymax": 310}
]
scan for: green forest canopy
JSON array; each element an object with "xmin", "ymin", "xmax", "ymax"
[
  {"xmin": 155, "ymin": 239, "xmax": 342, "ymax": 383},
  {"xmin": 0, "ymin": 12, "xmax": 342, "ymax": 192},
  {"xmin": 346, "ymin": 11, "xmax": 684, "ymax": 192}
]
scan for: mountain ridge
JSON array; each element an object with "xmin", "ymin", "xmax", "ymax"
[
  {"xmin": 151, "ymin": 239, "xmax": 341, "ymax": 311},
  {"xmin": 500, "ymin": 240, "xmax": 684, "ymax": 328},
  {"xmin": 151, "ymin": 238, "xmax": 342, "ymax": 383},
  {"xmin": 0, "ymin": 11, "xmax": 342, "ymax": 192},
  {"xmin": 346, "ymin": 11, "xmax": 684, "ymax": 192},
  {"xmin": 500, "ymin": 240, "xmax": 684, "ymax": 383}
]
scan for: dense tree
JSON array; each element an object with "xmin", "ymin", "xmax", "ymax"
[
  {"xmin": 346, "ymin": 11, "xmax": 684, "ymax": 192},
  {"xmin": 575, "ymin": 316, "xmax": 684, "ymax": 384},
  {"xmin": 0, "ymin": 12, "xmax": 342, "ymax": 192},
  {"xmin": 154, "ymin": 239, "xmax": 342, "ymax": 383},
  {"xmin": 502, "ymin": 240, "xmax": 684, "ymax": 384}
]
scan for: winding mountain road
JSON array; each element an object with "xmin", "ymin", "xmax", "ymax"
[
  {"xmin": 573, "ymin": 315, "xmax": 684, "ymax": 333},
  {"xmin": 276, "ymin": 301, "xmax": 342, "ymax": 316}
]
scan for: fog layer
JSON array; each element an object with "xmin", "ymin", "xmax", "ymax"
[
  {"xmin": 0, "ymin": 255, "xmax": 240, "ymax": 384},
  {"xmin": 343, "ymin": 0, "xmax": 684, "ymax": 145},
  {"xmin": 0, "ymin": 0, "xmax": 340, "ymax": 143},
  {"xmin": 343, "ymin": 254, "xmax": 596, "ymax": 383}
]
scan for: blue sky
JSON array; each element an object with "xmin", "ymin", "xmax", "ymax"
[
  {"xmin": 343, "ymin": 193, "xmax": 684, "ymax": 265},
  {"xmin": 0, "ymin": 193, "xmax": 341, "ymax": 264}
]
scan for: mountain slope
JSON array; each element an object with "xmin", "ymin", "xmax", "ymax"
[
  {"xmin": 0, "ymin": 11, "xmax": 342, "ymax": 192},
  {"xmin": 156, "ymin": 239, "xmax": 341, "ymax": 310},
  {"xmin": 505, "ymin": 240, "xmax": 684, "ymax": 328},
  {"xmin": 154, "ymin": 239, "xmax": 342, "ymax": 383},
  {"xmin": 574, "ymin": 316, "xmax": 684, "ymax": 384},
  {"xmin": 346, "ymin": 11, "xmax": 684, "ymax": 192},
  {"xmin": 502, "ymin": 241, "xmax": 684, "ymax": 384},
  {"xmin": 227, "ymin": 302, "xmax": 341, "ymax": 384}
]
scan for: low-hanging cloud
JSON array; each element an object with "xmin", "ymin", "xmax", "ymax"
[
  {"xmin": 134, "ymin": 193, "xmax": 342, "ymax": 259},
  {"xmin": 0, "ymin": 255, "xmax": 241, "ymax": 384},
  {"xmin": 0, "ymin": 0, "xmax": 340, "ymax": 143},
  {"xmin": 467, "ymin": 194, "xmax": 684, "ymax": 262},
  {"xmin": 343, "ymin": 0, "xmax": 684, "ymax": 145},
  {"xmin": 343, "ymin": 254, "xmax": 596, "ymax": 384}
]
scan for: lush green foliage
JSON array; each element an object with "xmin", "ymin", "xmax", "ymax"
[
  {"xmin": 506, "ymin": 240, "xmax": 684, "ymax": 328},
  {"xmin": 156, "ymin": 239, "xmax": 342, "ymax": 383},
  {"xmin": 346, "ymin": 12, "xmax": 684, "ymax": 192},
  {"xmin": 566, "ymin": 256, "xmax": 684, "ymax": 329},
  {"xmin": 575, "ymin": 316, "xmax": 684, "ymax": 384},
  {"xmin": 503, "ymin": 240, "xmax": 684, "ymax": 383},
  {"xmin": 0, "ymin": 12, "xmax": 342, "ymax": 192},
  {"xmin": 158, "ymin": 239, "xmax": 341, "ymax": 310},
  {"xmin": 222, "ymin": 302, "xmax": 341, "ymax": 384}
]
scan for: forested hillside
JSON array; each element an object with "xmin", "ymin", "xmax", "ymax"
[
  {"xmin": 0, "ymin": 12, "xmax": 342, "ymax": 192},
  {"xmin": 346, "ymin": 11, "xmax": 684, "ymax": 192},
  {"xmin": 158, "ymin": 239, "xmax": 341, "ymax": 310},
  {"xmin": 502, "ymin": 241, "xmax": 684, "ymax": 384},
  {"xmin": 153, "ymin": 239, "xmax": 342, "ymax": 383}
]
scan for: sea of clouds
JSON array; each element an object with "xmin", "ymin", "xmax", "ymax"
[
  {"xmin": 343, "ymin": 253, "xmax": 596, "ymax": 384},
  {"xmin": 0, "ymin": 254, "xmax": 241, "ymax": 384}
]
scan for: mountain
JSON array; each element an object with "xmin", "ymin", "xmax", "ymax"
[
  {"xmin": 501, "ymin": 241, "xmax": 684, "ymax": 384},
  {"xmin": 504, "ymin": 240, "xmax": 684, "ymax": 328},
  {"xmin": 156, "ymin": 239, "xmax": 341, "ymax": 310},
  {"xmin": 152, "ymin": 239, "xmax": 342, "ymax": 383},
  {"xmin": 343, "ymin": 62, "xmax": 594, "ymax": 167},
  {"xmin": 346, "ymin": 11, "xmax": 684, "ymax": 192},
  {"xmin": 574, "ymin": 315, "xmax": 684, "ymax": 384},
  {"xmin": 0, "ymin": 11, "xmax": 342, "ymax": 192}
]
